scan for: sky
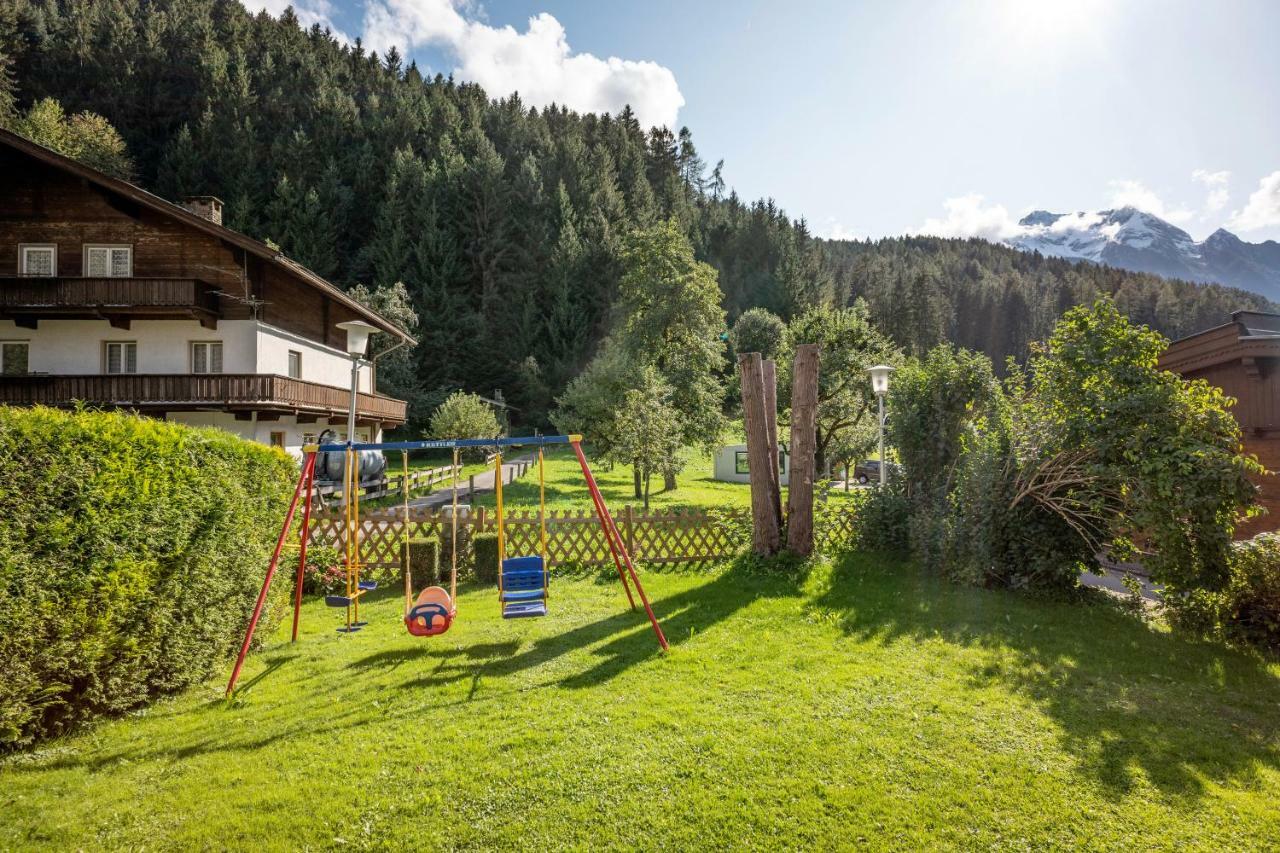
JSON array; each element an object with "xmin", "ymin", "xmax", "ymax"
[{"xmin": 245, "ymin": 0, "xmax": 1280, "ymax": 244}]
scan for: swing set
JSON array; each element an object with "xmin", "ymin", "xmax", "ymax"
[{"xmin": 225, "ymin": 434, "xmax": 668, "ymax": 696}]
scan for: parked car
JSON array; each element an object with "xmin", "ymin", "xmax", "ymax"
[{"xmin": 852, "ymin": 460, "xmax": 900, "ymax": 484}]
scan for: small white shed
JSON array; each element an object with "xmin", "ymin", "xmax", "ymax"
[{"xmin": 712, "ymin": 443, "xmax": 789, "ymax": 485}]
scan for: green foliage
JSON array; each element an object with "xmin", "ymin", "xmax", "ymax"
[
  {"xmin": 848, "ymin": 485, "xmax": 911, "ymax": 552},
  {"xmin": 551, "ymin": 339, "xmax": 640, "ymax": 462},
  {"xmin": 784, "ymin": 301, "xmax": 900, "ymax": 471},
  {"xmin": 0, "ymin": 407, "xmax": 295, "ymax": 748},
  {"xmin": 401, "ymin": 536, "xmax": 441, "ymax": 589},
  {"xmin": 1168, "ymin": 532, "xmax": 1280, "ymax": 650},
  {"xmin": 4, "ymin": 97, "xmax": 134, "ymax": 179},
  {"xmin": 730, "ymin": 307, "xmax": 786, "ymax": 360},
  {"xmin": 471, "ymin": 533, "xmax": 500, "ymax": 584},
  {"xmin": 294, "ymin": 544, "xmax": 344, "ymax": 595},
  {"xmin": 428, "ymin": 392, "xmax": 502, "ymax": 460},
  {"xmin": 1027, "ymin": 299, "xmax": 1260, "ymax": 593},
  {"xmin": 612, "ymin": 367, "xmax": 685, "ymax": 509}
]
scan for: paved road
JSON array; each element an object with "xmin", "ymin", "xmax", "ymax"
[{"xmin": 407, "ymin": 453, "xmax": 536, "ymax": 510}]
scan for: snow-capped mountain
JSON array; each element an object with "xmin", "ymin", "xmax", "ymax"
[{"xmin": 1006, "ymin": 207, "xmax": 1280, "ymax": 301}]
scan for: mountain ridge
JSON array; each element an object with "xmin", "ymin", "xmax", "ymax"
[{"xmin": 1006, "ymin": 207, "xmax": 1280, "ymax": 301}]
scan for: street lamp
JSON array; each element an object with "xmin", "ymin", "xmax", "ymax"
[
  {"xmin": 867, "ymin": 364, "xmax": 894, "ymax": 487},
  {"xmin": 336, "ymin": 320, "xmax": 380, "ymax": 445}
]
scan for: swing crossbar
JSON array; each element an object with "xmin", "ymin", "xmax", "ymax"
[{"xmin": 307, "ymin": 435, "xmax": 583, "ymax": 453}]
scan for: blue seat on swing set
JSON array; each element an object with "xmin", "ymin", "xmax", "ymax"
[
  {"xmin": 500, "ymin": 555, "xmax": 548, "ymax": 618},
  {"xmin": 324, "ymin": 580, "xmax": 378, "ymax": 608}
]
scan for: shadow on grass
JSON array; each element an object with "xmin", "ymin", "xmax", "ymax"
[
  {"xmin": 400, "ymin": 554, "xmax": 807, "ymax": 693},
  {"xmin": 808, "ymin": 550, "xmax": 1280, "ymax": 801}
]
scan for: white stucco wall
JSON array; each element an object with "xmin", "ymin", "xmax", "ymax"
[
  {"xmin": 0, "ymin": 317, "xmax": 371, "ymax": 389},
  {"xmin": 712, "ymin": 443, "xmax": 790, "ymax": 485},
  {"xmin": 165, "ymin": 411, "xmax": 379, "ymax": 456}
]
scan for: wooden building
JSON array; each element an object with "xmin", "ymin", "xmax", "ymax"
[
  {"xmin": 0, "ymin": 127, "xmax": 414, "ymax": 453},
  {"xmin": 1159, "ymin": 310, "xmax": 1280, "ymax": 536}
]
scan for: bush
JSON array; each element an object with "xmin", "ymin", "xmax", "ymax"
[
  {"xmin": 401, "ymin": 536, "xmax": 441, "ymax": 589},
  {"xmin": 293, "ymin": 544, "xmax": 344, "ymax": 595},
  {"xmin": 472, "ymin": 533, "xmax": 500, "ymax": 584},
  {"xmin": 1170, "ymin": 533, "xmax": 1280, "ymax": 649},
  {"xmin": 0, "ymin": 407, "xmax": 296, "ymax": 749},
  {"xmin": 849, "ymin": 486, "xmax": 910, "ymax": 552}
]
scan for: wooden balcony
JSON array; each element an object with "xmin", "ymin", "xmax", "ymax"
[
  {"xmin": 0, "ymin": 373, "xmax": 407, "ymax": 424},
  {"xmin": 0, "ymin": 277, "xmax": 220, "ymax": 329}
]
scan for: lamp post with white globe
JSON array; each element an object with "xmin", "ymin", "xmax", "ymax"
[
  {"xmin": 335, "ymin": 320, "xmax": 380, "ymax": 445},
  {"xmin": 867, "ymin": 364, "xmax": 894, "ymax": 487}
]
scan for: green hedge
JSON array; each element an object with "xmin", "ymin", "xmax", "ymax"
[
  {"xmin": 472, "ymin": 533, "xmax": 500, "ymax": 583},
  {"xmin": 401, "ymin": 536, "xmax": 440, "ymax": 588},
  {"xmin": 0, "ymin": 407, "xmax": 296, "ymax": 749}
]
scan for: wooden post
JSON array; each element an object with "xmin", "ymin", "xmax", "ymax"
[
  {"xmin": 786, "ymin": 343, "xmax": 820, "ymax": 556},
  {"xmin": 739, "ymin": 352, "xmax": 781, "ymax": 555},
  {"xmin": 624, "ymin": 505, "xmax": 635, "ymax": 559},
  {"xmin": 762, "ymin": 358, "xmax": 783, "ymax": 532}
]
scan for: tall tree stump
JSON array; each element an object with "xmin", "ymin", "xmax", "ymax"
[
  {"xmin": 786, "ymin": 343, "xmax": 820, "ymax": 556},
  {"xmin": 762, "ymin": 358, "xmax": 783, "ymax": 531},
  {"xmin": 739, "ymin": 352, "xmax": 781, "ymax": 555}
]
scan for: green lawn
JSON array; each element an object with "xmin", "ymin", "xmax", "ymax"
[
  {"xmin": 476, "ymin": 445, "xmax": 858, "ymax": 513},
  {"xmin": 4, "ymin": 554, "xmax": 1279, "ymax": 849}
]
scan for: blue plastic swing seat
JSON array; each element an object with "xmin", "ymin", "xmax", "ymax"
[{"xmin": 500, "ymin": 555, "xmax": 548, "ymax": 619}]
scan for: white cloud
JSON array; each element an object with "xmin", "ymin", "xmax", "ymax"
[
  {"xmin": 361, "ymin": 0, "xmax": 685, "ymax": 128},
  {"xmin": 241, "ymin": 0, "xmax": 350, "ymax": 42},
  {"xmin": 820, "ymin": 218, "xmax": 863, "ymax": 241},
  {"xmin": 1191, "ymin": 169, "xmax": 1231, "ymax": 215},
  {"xmin": 1106, "ymin": 179, "xmax": 1193, "ymax": 224},
  {"xmin": 910, "ymin": 194, "xmax": 1024, "ymax": 240},
  {"xmin": 1227, "ymin": 170, "xmax": 1280, "ymax": 232}
]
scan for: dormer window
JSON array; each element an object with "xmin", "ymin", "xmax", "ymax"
[
  {"xmin": 84, "ymin": 245, "xmax": 132, "ymax": 278},
  {"xmin": 19, "ymin": 244, "xmax": 56, "ymax": 277}
]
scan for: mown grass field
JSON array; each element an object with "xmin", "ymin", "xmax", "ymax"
[
  {"xmin": 3, "ymin": 553, "xmax": 1278, "ymax": 850},
  {"xmin": 476, "ymin": 445, "xmax": 858, "ymax": 512}
]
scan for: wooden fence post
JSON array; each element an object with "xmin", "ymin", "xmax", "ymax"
[
  {"xmin": 786, "ymin": 343, "xmax": 820, "ymax": 556},
  {"xmin": 739, "ymin": 352, "xmax": 781, "ymax": 555},
  {"xmin": 624, "ymin": 505, "xmax": 635, "ymax": 559}
]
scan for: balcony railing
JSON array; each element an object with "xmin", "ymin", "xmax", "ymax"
[
  {"xmin": 0, "ymin": 277, "xmax": 219, "ymax": 325},
  {"xmin": 0, "ymin": 373, "xmax": 407, "ymax": 423}
]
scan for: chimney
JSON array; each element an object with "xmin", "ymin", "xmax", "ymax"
[{"xmin": 181, "ymin": 196, "xmax": 224, "ymax": 226}]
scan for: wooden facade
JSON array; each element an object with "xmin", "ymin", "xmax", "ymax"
[
  {"xmin": 1160, "ymin": 310, "xmax": 1280, "ymax": 536},
  {"xmin": 0, "ymin": 128, "xmax": 412, "ymax": 429}
]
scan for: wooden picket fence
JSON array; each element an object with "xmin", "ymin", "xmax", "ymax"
[{"xmin": 308, "ymin": 503, "xmax": 860, "ymax": 574}]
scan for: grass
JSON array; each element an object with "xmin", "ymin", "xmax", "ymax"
[
  {"xmin": 475, "ymin": 445, "xmax": 859, "ymax": 513},
  {"xmin": 4, "ymin": 553, "xmax": 1279, "ymax": 849}
]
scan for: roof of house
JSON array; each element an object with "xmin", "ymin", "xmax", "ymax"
[
  {"xmin": 1159, "ymin": 309, "xmax": 1280, "ymax": 374},
  {"xmin": 0, "ymin": 127, "xmax": 416, "ymax": 345}
]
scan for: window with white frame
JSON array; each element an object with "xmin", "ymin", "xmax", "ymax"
[
  {"xmin": 0, "ymin": 342, "xmax": 29, "ymax": 376},
  {"xmin": 19, "ymin": 244, "xmax": 56, "ymax": 277},
  {"xmin": 287, "ymin": 350, "xmax": 302, "ymax": 379},
  {"xmin": 104, "ymin": 341, "xmax": 137, "ymax": 375},
  {"xmin": 191, "ymin": 341, "xmax": 223, "ymax": 374},
  {"xmin": 84, "ymin": 245, "xmax": 133, "ymax": 277}
]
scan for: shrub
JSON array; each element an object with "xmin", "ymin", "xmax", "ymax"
[
  {"xmin": 0, "ymin": 407, "xmax": 296, "ymax": 749},
  {"xmin": 849, "ymin": 486, "xmax": 910, "ymax": 552},
  {"xmin": 428, "ymin": 392, "xmax": 501, "ymax": 459},
  {"xmin": 294, "ymin": 544, "xmax": 344, "ymax": 595},
  {"xmin": 401, "ymin": 536, "xmax": 441, "ymax": 588},
  {"xmin": 1170, "ymin": 533, "xmax": 1280, "ymax": 649},
  {"xmin": 472, "ymin": 533, "xmax": 501, "ymax": 583}
]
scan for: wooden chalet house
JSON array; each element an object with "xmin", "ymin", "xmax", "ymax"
[
  {"xmin": 0, "ymin": 128, "xmax": 413, "ymax": 453},
  {"xmin": 1159, "ymin": 310, "xmax": 1280, "ymax": 536}
]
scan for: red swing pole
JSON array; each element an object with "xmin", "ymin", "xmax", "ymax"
[
  {"xmin": 570, "ymin": 440, "xmax": 636, "ymax": 610},
  {"xmin": 291, "ymin": 451, "xmax": 318, "ymax": 642},
  {"xmin": 571, "ymin": 439, "xmax": 668, "ymax": 651},
  {"xmin": 226, "ymin": 451, "xmax": 316, "ymax": 697}
]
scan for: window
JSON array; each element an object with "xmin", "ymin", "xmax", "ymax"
[
  {"xmin": 191, "ymin": 341, "xmax": 223, "ymax": 374},
  {"xmin": 0, "ymin": 342, "xmax": 29, "ymax": 376},
  {"xmin": 269, "ymin": 431, "xmax": 286, "ymax": 449},
  {"xmin": 84, "ymin": 245, "xmax": 132, "ymax": 278},
  {"xmin": 19, "ymin": 244, "xmax": 56, "ymax": 277},
  {"xmin": 287, "ymin": 350, "xmax": 302, "ymax": 379},
  {"xmin": 104, "ymin": 341, "xmax": 137, "ymax": 375},
  {"xmin": 735, "ymin": 450, "xmax": 750, "ymax": 475}
]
